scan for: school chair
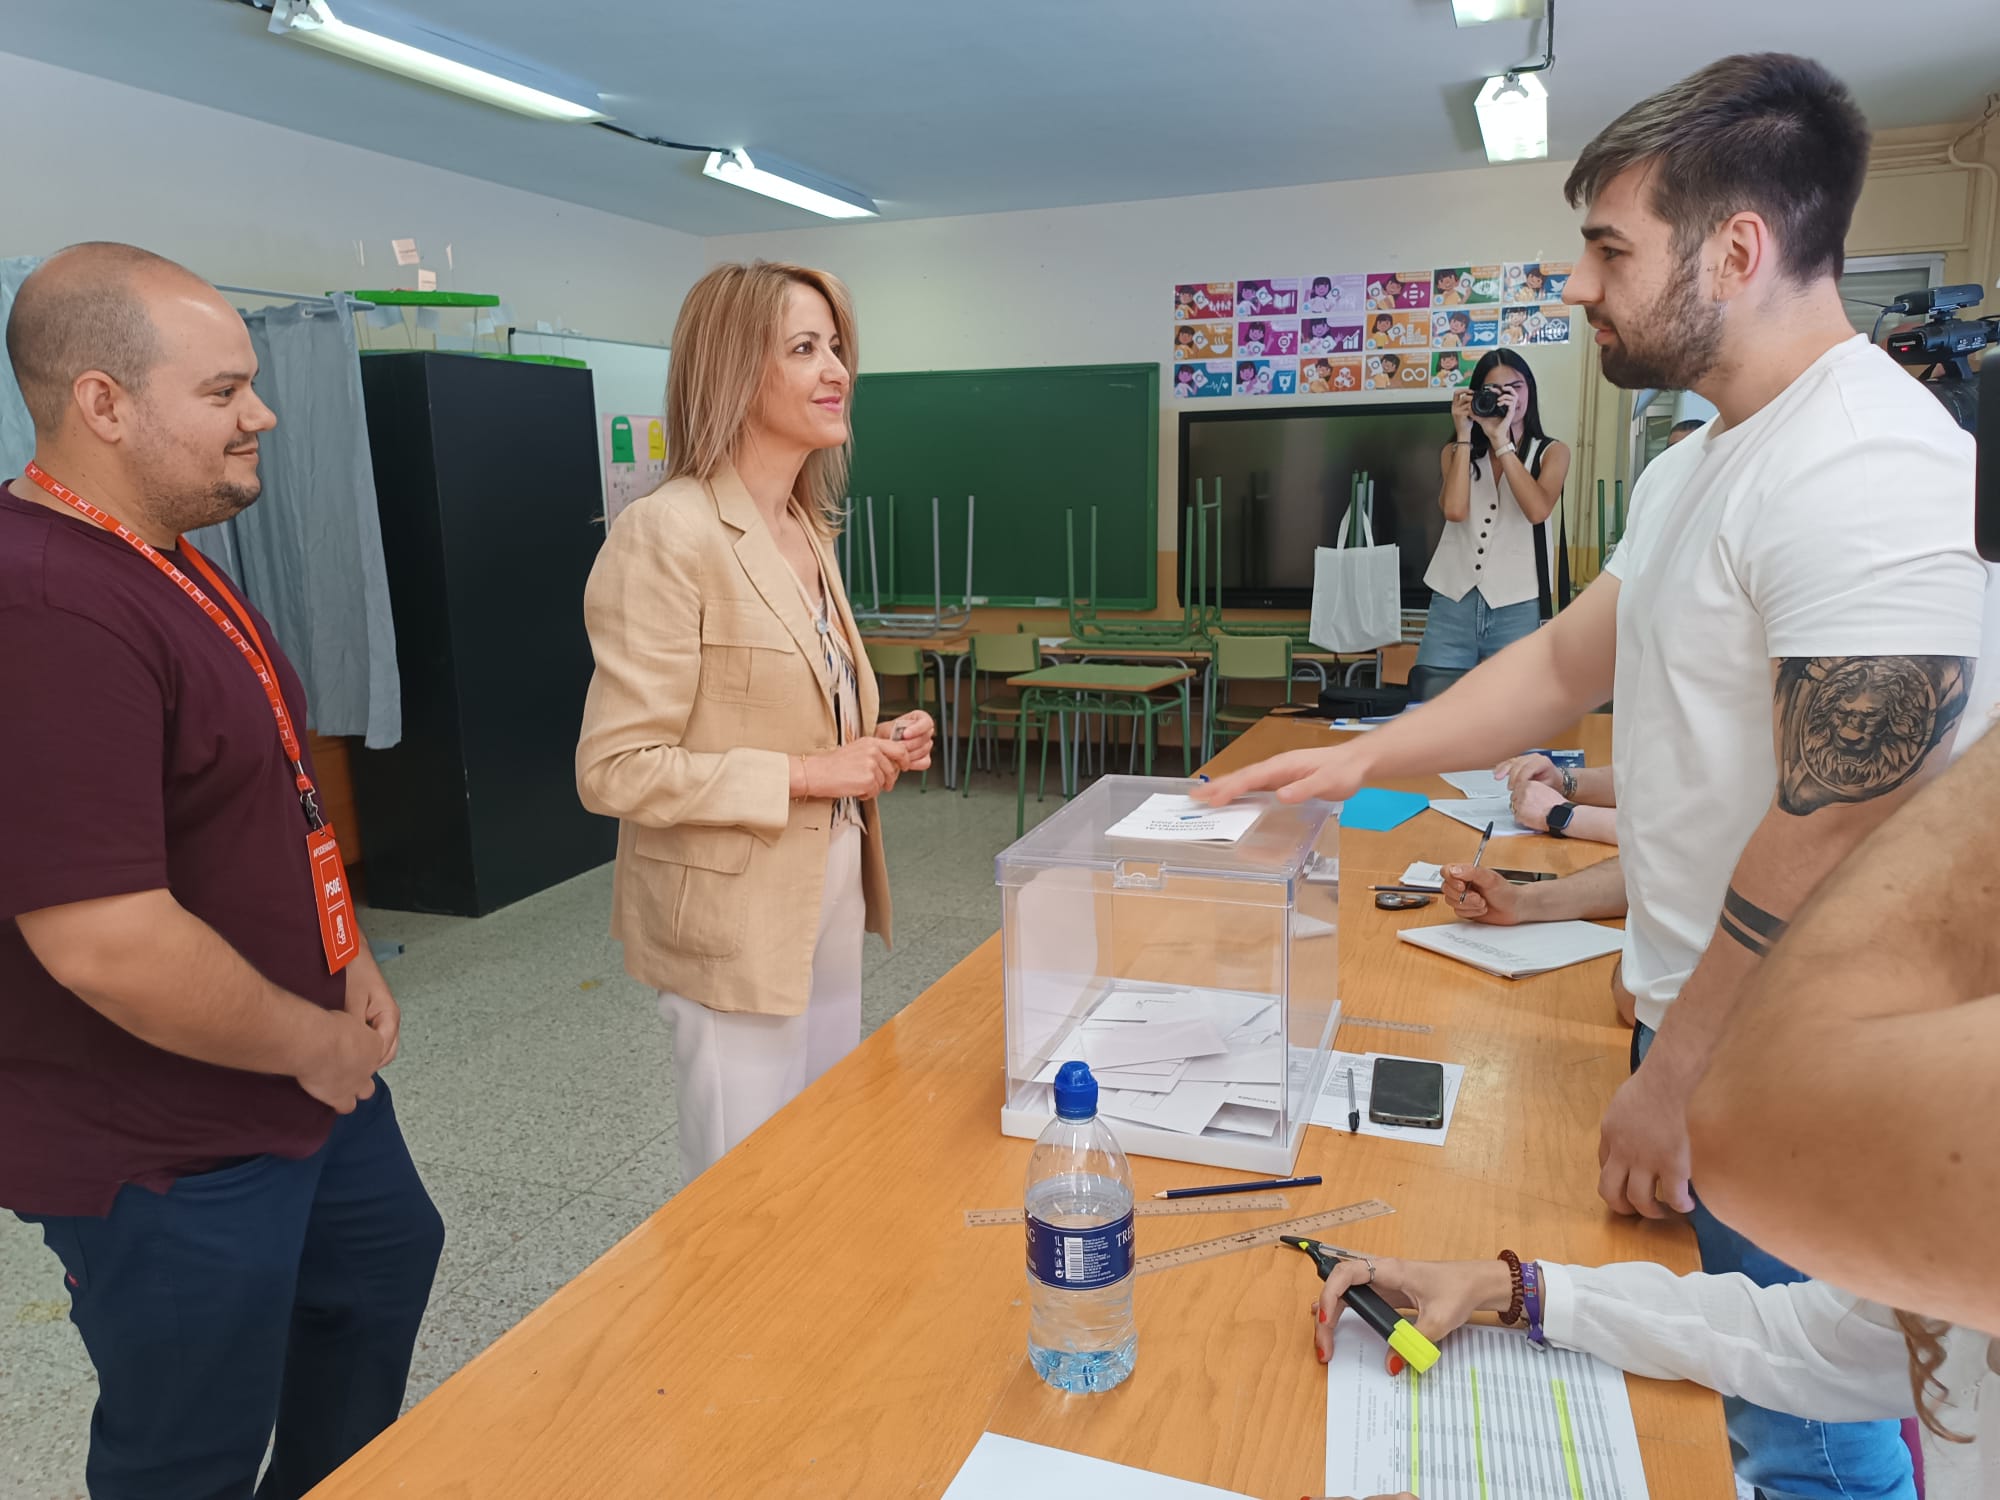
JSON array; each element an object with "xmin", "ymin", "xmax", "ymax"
[
  {"xmin": 863, "ymin": 641, "xmax": 934, "ymax": 792},
  {"xmin": 1203, "ymin": 632, "xmax": 1294, "ymax": 762},
  {"xmin": 960, "ymin": 632, "xmax": 1046, "ymax": 797}
]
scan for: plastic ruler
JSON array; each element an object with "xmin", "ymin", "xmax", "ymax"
[
  {"xmin": 964, "ymin": 1193, "xmax": 1288, "ymax": 1227},
  {"xmin": 1337, "ymin": 1015, "xmax": 1434, "ymax": 1035},
  {"xmin": 1134, "ymin": 1197, "xmax": 1395, "ymax": 1276}
]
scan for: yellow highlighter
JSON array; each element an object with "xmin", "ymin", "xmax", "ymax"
[{"xmin": 1283, "ymin": 1236, "xmax": 1441, "ymax": 1374}]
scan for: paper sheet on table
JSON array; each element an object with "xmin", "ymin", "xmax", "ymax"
[
  {"xmin": 1400, "ymin": 861, "xmax": 1445, "ymax": 889},
  {"xmin": 1437, "ymin": 767, "xmax": 1508, "ymax": 797},
  {"xmin": 1399, "ymin": 920, "xmax": 1624, "ymax": 978},
  {"xmin": 1324, "ymin": 1312, "xmax": 1650, "ymax": 1500},
  {"xmin": 1098, "ymin": 1081, "xmax": 1228, "ymax": 1135},
  {"xmin": 1106, "ymin": 793, "xmax": 1262, "ymax": 844},
  {"xmin": 1082, "ymin": 1018, "xmax": 1229, "ymax": 1071},
  {"xmin": 943, "ymin": 1433, "xmax": 1254, "ymax": 1499},
  {"xmin": 1308, "ymin": 1050, "xmax": 1465, "ymax": 1146},
  {"xmin": 1429, "ymin": 794, "xmax": 1534, "ymax": 837}
]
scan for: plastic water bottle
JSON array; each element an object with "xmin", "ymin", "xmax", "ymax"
[{"xmin": 1025, "ymin": 1061, "xmax": 1138, "ymax": 1392}]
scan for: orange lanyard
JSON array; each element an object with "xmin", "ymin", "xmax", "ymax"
[{"xmin": 24, "ymin": 461, "xmax": 324, "ymax": 832}]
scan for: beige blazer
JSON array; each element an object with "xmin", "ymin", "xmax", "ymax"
[{"xmin": 576, "ymin": 465, "xmax": 892, "ymax": 1017}]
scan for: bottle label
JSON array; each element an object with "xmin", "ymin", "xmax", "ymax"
[{"xmin": 1025, "ymin": 1209, "xmax": 1135, "ymax": 1291}]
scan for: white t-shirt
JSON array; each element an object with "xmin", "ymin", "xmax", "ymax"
[{"xmin": 1607, "ymin": 336, "xmax": 1984, "ymax": 1031}]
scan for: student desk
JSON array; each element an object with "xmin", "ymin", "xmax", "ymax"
[
  {"xmin": 859, "ymin": 631, "xmax": 970, "ymax": 789},
  {"xmin": 307, "ymin": 714, "xmax": 1729, "ymax": 1500},
  {"xmin": 1004, "ymin": 664, "xmax": 1197, "ymax": 829}
]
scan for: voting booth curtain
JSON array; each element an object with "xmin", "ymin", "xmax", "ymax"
[{"xmin": 0, "ymin": 262, "xmax": 402, "ymax": 748}]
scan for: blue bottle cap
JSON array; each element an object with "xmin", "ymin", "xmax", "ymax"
[{"xmin": 1052, "ymin": 1060, "xmax": 1098, "ymax": 1121}]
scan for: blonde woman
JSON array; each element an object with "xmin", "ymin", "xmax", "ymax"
[{"xmin": 576, "ymin": 262, "xmax": 932, "ymax": 1181}]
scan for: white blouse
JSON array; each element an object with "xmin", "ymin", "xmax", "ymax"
[
  {"xmin": 1542, "ymin": 1260, "xmax": 1997, "ymax": 1499},
  {"xmin": 1423, "ymin": 435, "xmax": 1558, "ymax": 612}
]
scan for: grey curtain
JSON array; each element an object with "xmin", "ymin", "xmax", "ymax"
[
  {"xmin": 0, "ymin": 257, "xmax": 39, "ymax": 477},
  {"xmin": 189, "ymin": 298, "xmax": 402, "ymax": 747}
]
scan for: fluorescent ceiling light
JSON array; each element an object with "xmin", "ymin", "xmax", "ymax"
[
  {"xmin": 268, "ymin": 0, "xmax": 605, "ymax": 122},
  {"xmin": 702, "ymin": 150, "xmax": 878, "ymax": 220},
  {"xmin": 1475, "ymin": 71, "xmax": 1549, "ymax": 162},
  {"xmin": 1452, "ymin": 0, "xmax": 1542, "ymax": 24}
]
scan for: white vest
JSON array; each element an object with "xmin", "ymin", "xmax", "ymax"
[{"xmin": 1423, "ymin": 436, "xmax": 1556, "ymax": 611}]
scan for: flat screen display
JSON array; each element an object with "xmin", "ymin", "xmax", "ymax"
[{"xmin": 1179, "ymin": 402, "xmax": 1455, "ymax": 609}]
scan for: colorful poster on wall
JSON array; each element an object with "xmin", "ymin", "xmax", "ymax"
[
  {"xmin": 1525, "ymin": 305, "xmax": 1573, "ymax": 344},
  {"xmin": 1366, "ymin": 271, "xmax": 1431, "ymax": 311},
  {"xmin": 1301, "ymin": 273, "xmax": 1366, "ymax": 318},
  {"xmin": 1299, "ymin": 355, "xmax": 1364, "ymax": 394},
  {"xmin": 1234, "ymin": 278, "xmax": 1300, "ymax": 318},
  {"xmin": 1237, "ymin": 318, "xmax": 1299, "ymax": 358},
  {"xmin": 1431, "ymin": 350, "xmax": 1473, "ymax": 389},
  {"xmin": 1504, "ymin": 261, "xmax": 1571, "ymax": 303},
  {"xmin": 1365, "ymin": 352, "xmax": 1428, "ymax": 391},
  {"xmin": 1464, "ymin": 307, "xmax": 1500, "ymax": 346},
  {"xmin": 604, "ymin": 413, "xmax": 667, "ymax": 523},
  {"xmin": 1174, "ymin": 322, "xmax": 1234, "ymax": 361},
  {"xmin": 1232, "ymin": 359, "xmax": 1279, "ymax": 396},
  {"xmin": 1301, "ymin": 316, "xmax": 1362, "ymax": 356},
  {"xmin": 1175, "ymin": 283, "xmax": 1236, "ymax": 320},
  {"xmin": 1364, "ymin": 309, "xmax": 1431, "ymax": 351},
  {"xmin": 1172, "ymin": 361, "xmax": 1235, "ymax": 397},
  {"xmin": 1270, "ymin": 360, "xmax": 1300, "ymax": 395}
]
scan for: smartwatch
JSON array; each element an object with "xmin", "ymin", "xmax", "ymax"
[{"xmin": 1545, "ymin": 802, "xmax": 1578, "ymax": 838}]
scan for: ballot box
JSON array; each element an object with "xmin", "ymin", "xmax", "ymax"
[{"xmin": 996, "ymin": 776, "xmax": 1340, "ymax": 1172}]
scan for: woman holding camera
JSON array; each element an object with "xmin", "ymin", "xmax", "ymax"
[{"xmin": 1413, "ymin": 348, "xmax": 1571, "ymax": 672}]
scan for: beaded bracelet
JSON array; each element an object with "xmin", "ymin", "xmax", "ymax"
[
  {"xmin": 1496, "ymin": 1249, "xmax": 1526, "ymax": 1326},
  {"xmin": 1523, "ymin": 1260, "xmax": 1547, "ymax": 1349}
]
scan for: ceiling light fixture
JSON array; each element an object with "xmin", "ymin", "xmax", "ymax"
[
  {"xmin": 702, "ymin": 149, "xmax": 879, "ymax": 220},
  {"xmin": 1472, "ymin": 0, "xmax": 1553, "ymax": 162},
  {"xmin": 267, "ymin": 0, "xmax": 606, "ymax": 122},
  {"xmin": 1451, "ymin": 0, "xmax": 1542, "ymax": 26}
]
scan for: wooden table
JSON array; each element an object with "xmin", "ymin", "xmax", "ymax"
[{"xmin": 308, "ymin": 715, "xmax": 1729, "ymax": 1500}]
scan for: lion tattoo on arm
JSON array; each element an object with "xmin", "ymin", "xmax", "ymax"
[{"xmin": 1775, "ymin": 656, "xmax": 1971, "ymax": 815}]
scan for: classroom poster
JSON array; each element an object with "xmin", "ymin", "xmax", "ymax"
[
  {"xmin": 1463, "ymin": 264, "xmax": 1503, "ymax": 304},
  {"xmin": 1298, "ymin": 355, "xmax": 1364, "ymax": 394},
  {"xmin": 1365, "ymin": 353, "xmax": 1428, "ymax": 390},
  {"xmin": 1173, "ymin": 322, "xmax": 1234, "ymax": 361},
  {"xmin": 1269, "ymin": 360, "xmax": 1299, "ymax": 396},
  {"xmin": 1367, "ymin": 270, "xmax": 1431, "ymax": 311},
  {"xmin": 1525, "ymin": 305, "xmax": 1573, "ymax": 344},
  {"xmin": 1172, "ymin": 361, "xmax": 1234, "ymax": 397},
  {"xmin": 603, "ymin": 413, "xmax": 667, "ymax": 523},
  {"xmin": 1301, "ymin": 273, "xmax": 1366, "ymax": 317},
  {"xmin": 1504, "ymin": 260, "xmax": 1571, "ymax": 303},
  {"xmin": 1232, "ymin": 359, "xmax": 1277, "ymax": 396},
  {"xmin": 1237, "ymin": 318, "xmax": 1299, "ymax": 358},
  {"xmin": 1431, "ymin": 350, "xmax": 1472, "ymax": 389},
  {"xmin": 1234, "ymin": 278, "xmax": 1299, "ymax": 317},
  {"xmin": 1301, "ymin": 316, "xmax": 1362, "ymax": 355},
  {"xmin": 1175, "ymin": 282, "xmax": 1236, "ymax": 320},
  {"xmin": 1364, "ymin": 308, "xmax": 1431, "ymax": 351}
]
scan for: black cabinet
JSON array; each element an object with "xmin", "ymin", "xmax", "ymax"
[{"xmin": 354, "ymin": 353, "xmax": 614, "ymax": 916}]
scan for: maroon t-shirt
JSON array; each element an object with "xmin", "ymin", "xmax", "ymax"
[{"xmin": 0, "ymin": 481, "xmax": 343, "ymax": 1215}]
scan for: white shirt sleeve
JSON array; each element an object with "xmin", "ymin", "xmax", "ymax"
[
  {"xmin": 1539, "ymin": 1261, "xmax": 1916, "ymax": 1423},
  {"xmin": 1730, "ymin": 432, "xmax": 1983, "ymax": 661}
]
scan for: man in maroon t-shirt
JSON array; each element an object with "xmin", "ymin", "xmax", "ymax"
[{"xmin": 1, "ymin": 243, "xmax": 442, "ymax": 1500}]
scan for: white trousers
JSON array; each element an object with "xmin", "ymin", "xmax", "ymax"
[{"xmin": 661, "ymin": 822, "xmax": 864, "ymax": 1183}]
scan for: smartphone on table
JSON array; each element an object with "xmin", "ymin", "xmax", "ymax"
[{"xmin": 1369, "ymin": 1057, "xmax": 1445, "ymax": 1129}]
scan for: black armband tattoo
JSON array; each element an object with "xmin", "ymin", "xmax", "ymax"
[
  {"xmin": 1717, "ymin": 886, "xmax": 1787, "ymax": 958},
  {"xmin": 1774, "ymin": 656, "xmax": 1971, "ymax": 815}
]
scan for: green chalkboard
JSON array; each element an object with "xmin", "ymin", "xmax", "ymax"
[{"xmin": 842, "ymin": 363, "xmax": 1159, "ymax": 609}]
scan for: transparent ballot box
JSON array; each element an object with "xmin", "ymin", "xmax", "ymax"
[{"xmin": 997, "ymin": 776, "xmax": 1340, "ymax": 1173}]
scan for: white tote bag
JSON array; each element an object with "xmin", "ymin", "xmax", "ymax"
[{"xmin": 1308, "ymin": 500, "xmax": 1401, "ymax": 652}]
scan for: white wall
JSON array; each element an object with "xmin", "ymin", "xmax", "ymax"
[
  {"xmin": 708, "ymin": 163, "xmax": 1593, "ymax": 548},
  {"xmin": 0, "ymin": 52, "xmax": 706, "ymax": 346}
]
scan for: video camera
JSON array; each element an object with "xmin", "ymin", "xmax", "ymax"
[{"xmin": 1883, "ymin": 283, "xmax": 1997, "ymax": 434}]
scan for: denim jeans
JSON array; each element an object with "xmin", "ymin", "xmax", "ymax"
[
  {"xmin": 18, "ymin": 1081, "xmax": 444, "ymax": 1500},
  {"xmin": 1632, "ymin": 1024, "xmax": 1915, "ymax": 1500},
  {"xmin": 1414, "ymin": 588, "xmax": 1543, "ymax": 671}
]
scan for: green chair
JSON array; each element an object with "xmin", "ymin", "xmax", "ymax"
[
  {"xmin": 961, "ymin": 632, "xmax": 1046, "ymax": 797},
  {"xmin": 1204, "ymin": 633, "xmax": 1295, "ymax": 762},
  {"xmin": 863, "ymin": 641, "xmax": 934, "ymax": 792}
]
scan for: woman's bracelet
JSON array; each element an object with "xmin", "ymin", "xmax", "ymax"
[
  {"xmin": 1523, "ymin": 1260, "xmax": 1548, "ymax": 1349},
  {"xmin": 1496, "ymin": 1249, "xmax": 1526, "ymax": 1325},
  {"xmin": 1494, "ymin": 441, "xmax": 1517, "ymax": 459}
]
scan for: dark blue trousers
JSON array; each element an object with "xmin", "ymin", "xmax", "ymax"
[{"xmin": 18, "ymin": 1080, "xmax": 443, "ymax": 1500}]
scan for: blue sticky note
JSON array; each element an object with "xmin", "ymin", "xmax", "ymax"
[{"xmin": 1339, "ymin": 787, "xmax": 1430, "ymax": 832}]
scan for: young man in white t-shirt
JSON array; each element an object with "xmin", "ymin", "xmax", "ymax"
[{"xmin": 1201, "ymin": 53, "xmax": 1982, "ymax": 1500}]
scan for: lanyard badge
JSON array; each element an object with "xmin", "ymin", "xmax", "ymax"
[{"xmin": 23, "ymin": 462, "xmax": 359, "ymax": 974}]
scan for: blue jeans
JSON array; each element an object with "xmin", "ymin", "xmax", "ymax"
[
  {"xmin": 17, "ymin": 1080, "xmax": 444, "ymax": 1500},
  {"xmin": 1414, "ymin": 588, "xmax": 1542, "ymax": 670},
  {"xmin": 1633, "ymin": 1024, "xmax": 1915, "ymax": 1500}
]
